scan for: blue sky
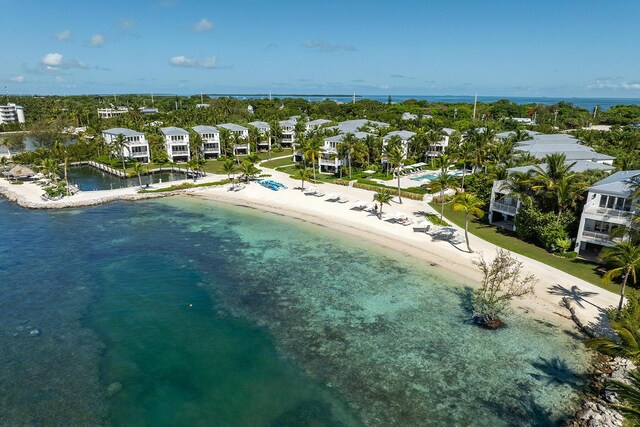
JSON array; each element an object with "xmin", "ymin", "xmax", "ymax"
[{"xmin": 2, "ymin": 0, "xmax": 640, "ymax": 97}]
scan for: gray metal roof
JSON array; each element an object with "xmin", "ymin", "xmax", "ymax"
[
  {"xmin": 589, "ymin": 170, "xmax": 640, "ymax": 196},
  {"xmin": 383, "ymin": 130, "xmax": 416, "ymax": 141},
  {"xmin": 218, "ymin": 123, "xmax": 248, "ymax": 132},
  {"xmin": 307, "ymin": 119, "xmax": 331, "ymax": 126},
  {"xmin": 192, "ymin": 125, "xmax": 219, "ymax": 134},
  {"xmin": 334, "ymin": 119, "xmax": 389, "ymax": 134},
  {"xmin": 507, "ymin": 160, "xmax": 615, "ymax": 175},
  {"xmin": 279, "ymin": 120, "xmax": 296, "ymax": 127},
  {"xmin": 496, "ymin": 130, "xmax": 541, "ymax": 139},
  {"xmin": 442, "ymin": 128, "xmax": 456, "ymax": 136},
  {"xmin": 160, "ymin": 126, "xmax": 189, "ymax": 136},
  {"xmin": 324, "ymin": 131, "xmax": 373, "ymax": 143},
  {"xmin": 248, "ymin": 121, "xmax": 270, "ymax": 130},
  {"xmin": 103, "ymin": 127, "xmax": 144, "ymax": 137}
]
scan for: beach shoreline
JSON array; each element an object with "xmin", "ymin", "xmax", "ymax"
[{"xmin": 0, "ymin": 169, "xmax": 619, "ymax": 333}]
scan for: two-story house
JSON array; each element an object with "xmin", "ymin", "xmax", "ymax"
[
  {"xmin": 102, "ymin": 128, "xmax": 150, "ymax": 163},
  {"xmin": 217, "ymin": 123, "xmax": 250, "ymax": 155},
  {"xmin": 248, "ymin": 121, "xmax": 271, "ymax": 152},
  {"xmin": 192, "ymin": 125, "xmax": 221, "ymax": 159},
  {"xmin": 160, "ymin": 127, "xmax": 190, "ymax": 162},
  {"xmin": 574, "ymin": 170, "xmax": 640, "ymax": 258}
]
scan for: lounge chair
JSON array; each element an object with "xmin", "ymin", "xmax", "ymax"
[{"xmin": 337, "ymin": 196, "xmax": 349, "ymax": 203}]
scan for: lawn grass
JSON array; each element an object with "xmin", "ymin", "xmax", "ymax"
[
  {"xmin": 431, "ymin": 202, "xmax": 620, "ymax": 293},
  {"xmin": 261, "ymin": 156, "xmax": 296, "ymax": 169}
]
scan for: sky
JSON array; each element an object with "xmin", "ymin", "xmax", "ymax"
[{"xmin": 2, "ymin": 0, "xmax": 640, "ymax": 98}]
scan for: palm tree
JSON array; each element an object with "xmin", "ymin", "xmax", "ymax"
[
  {"xmin": 269, "ymin": 120, "xmax": 282, "ymax": 150},
  {"xmin": 303, "ymin": 136, "xmax": 323, "ymax": 182},
  {"xmin": 600, "ymin": 242, "xmax": 640, "ymax": 311},
  {"xmin": 499, "ymin": 171, "xmax": 533, "ymax": 207},
  {"xmin": 436, "ymin": 171, "xmax": 455, "ymax": 223},
  {"xmin": 63, "ymin": 156, "xmax": 70, "ymax": 196},
  {"xmin": 222, "ymin": 158, "xmax": 238, "ymax": 183},
  {"xmin": 339, "ymin": 133, "xmax": 357, "ymax": 179},
  {"xmin": 189, "ymin": 132, "xmax": 203, "ymax": 162},
  {"xmin": 607, "ymin": 368, "xmax": 640, "ymax": 422},
  {"xmin": 132, "ymin": 161, "xmax": 145, "ymax": 187},
  {"xmin": 386, "ymin": 147, "xmax": 404, "ymax": 204},
  {"xmin": 112, "ymin": 133, "xmax": 128, "ymax": 171},
  {"xmin": 373, "ymin": 188, "xmax": 392, "ymax": 220},
  {"xmin": 293, "ymin": 167, "xmax": 312, "ymax": 190},
  {"xmin": 240, "ymin": 161, "xmax": 258, "ymax": 182},
  {"xmin": 41, "ymin": 157, "xmax": 59, "ymax": 182},
  {"xmin": 452, "ymin": 192, "xmax": 485, "ymax": 252},
  {"xmin": 587, "ymin": 319, "xmax": 640, "ymax": 362},
  {"xmin": 219, "ymin": 128, "xmax": 231, "ymax": 157}
]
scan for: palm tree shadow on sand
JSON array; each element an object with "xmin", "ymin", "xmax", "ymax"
[{"xmin": 547, "ymin": 284, "xmax": 600, "ymax": 310}]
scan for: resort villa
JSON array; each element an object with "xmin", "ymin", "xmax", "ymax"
[
  {"xmin": 0, "ymin": 103, "xmax": 25, "ymax": 124},
  {"xmin": 97, "ymin": 107, "xmax": 129, "ymax": 119},
  {"xmin": 426, "ymin": 128, "xmax": 456, "ymax": 160},
  {"xmin": 160, "ymin": 127, "xmax": 190, "ymax": 163},
  {"xmin": 306, "ymin": 118, "xmax": 331, "ymax": 132},
  {"xmin": 382, "ymin": 130, "xmax": 416, "ymax": 159},
  {"xmin": 192, "ymin": 125, "xmax": 221, "ymax": 159},
  {"xmin": 248, "ymin": 121, "xmax": 272, "ymax": 151},
  {"xmin": 574, "ymin": 170, "xmax": 640, "ymax": 258},
  {"xmin": 102, "ymin": 128, "xmax": 150, "ymax": 163},
  {"xmin": 279, "ymin": 119, "xmax": 296, "ymax": 147},
  {"xmin": 319, "ymin": 131, "xmax": 373, "ymax": 174},
  {"xmin": 488, "ymin": 133, "xmax": 615, "ymax": 231},
  {"xmin": 217, "ymin": 123, "xmax": 250, "ymax": 155}
]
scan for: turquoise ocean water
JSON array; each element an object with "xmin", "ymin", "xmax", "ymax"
[{"xmin": 0, "ymin": 196, "xmax": 592, "ymax": 426}]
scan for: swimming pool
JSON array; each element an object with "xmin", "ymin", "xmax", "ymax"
[{"xmin": 410, "ymin": 173, "xmax": 439, "ymax": 181}]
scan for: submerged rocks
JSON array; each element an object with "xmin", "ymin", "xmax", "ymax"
[
  {"xmin": 107, "ymin": 382, "xmax": 123, "ymax": 397},
  {"xmin": 28, "ymin": 329, "xmax": 41, "ymax": 337}
]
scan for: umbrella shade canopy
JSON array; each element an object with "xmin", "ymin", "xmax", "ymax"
[
  {"xmin": 363, "ymin": 169, "xmax": 376, "ymax": 174},
  {"xmin": 415, "ymin": 219, "xmax": 430, "ymax": 227},
  {"xmin": 8, "ymin": 164, "xmax": 36, "ymax": 178},
  {"xmin": 439, "ymin": 227, "xmax": 457, "ymax": 233},
  {"xmin": 390, "ymin": 212, "xmax": 408, "ymax": 220},
  {"xmin": 325, "ymin": 193, "xmax": 340, "ymax": 199},
  {"xmin": 304, "ymin": 186, "xmax": 317, "ymax": 192}
]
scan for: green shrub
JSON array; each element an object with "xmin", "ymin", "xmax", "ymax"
[
  {"xmin": 515, "ymin": 205, "xmax": 575, "ymax": 252},
  {"xmin": 425, "ymin": 213, "xmax": 450, "ymax": 226},
  {"xmin": 334, "ymin": 179, "xmax": 423, "ymax": 201}
]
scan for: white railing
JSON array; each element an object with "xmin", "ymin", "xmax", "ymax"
[
  {"xmin": 491, "ymin": 201, "xmax": 518, "ymax": 215},
  {"xmin": 319, "ymin": 158, "xmax": 338, "ymax": 166},
  {"xmin": 582, "ymin": 230, "xmax": 613, "ymax": 242}
]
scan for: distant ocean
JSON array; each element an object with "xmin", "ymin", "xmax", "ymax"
[{"xmin": 208, "ymin": 94, "xmax": 640, "ymax": 112}]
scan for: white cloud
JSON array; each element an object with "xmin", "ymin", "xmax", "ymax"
[
  {"xmin": 10, "ymin": 75, "xmax": 25, "ymax": 83},
  {"xmin": 91, "ymin": 34, "xmax": 105, "ymax": 46},
  {"xmin": 169, "ymin": 55, "xmax": 217, "ymax": 69},
  {"xmin": 54, "ymin": 76, "xmax": 66, "ymax": 83},
  {"xmin": 304, "ymin": 40, "xmax": 356, "ymax": 53},
  {"xmin": 193, "ymin": 18, "xmax": 213, "ymax": 32},
  {"xmin": 42, "ymin": 53, "xmax": 63, "ymax": 67},
  {"xmin": 588, "ymin": 79, "xmax": 640, "ymax": 90},
  {"xmin": 55, "ymin": 29, "xmax": 71, "ymax": 41},
  {"xmin": 120, "ymin": 19, "xmax": 135, "ymax": 30}
]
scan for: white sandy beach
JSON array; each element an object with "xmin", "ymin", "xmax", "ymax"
[{"xmin": 0, "ymin": 164, "xmax": 620, "ymax": 333}]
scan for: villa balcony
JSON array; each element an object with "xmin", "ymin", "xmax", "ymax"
[
  {"xmin": 584, "ymin": 206, "xmax": 634, "ymax": 219},
  {"xmin": 490, "ymin": 201, "xmax": 518, "ymax": 215},
  {"xmin": 172, "ymin": 150, "xmax": 189, "ymax": 155},
  {"xmin": 580, "ymin": 230, "xmax": 621, "ymax": 247},
  {"xmin": 319, "ymin": 158, "xmax": 339, "ymax": 167}
]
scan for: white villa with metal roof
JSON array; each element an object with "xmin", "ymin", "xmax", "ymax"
[
  {"xmin": 248, "ymin": 121, "xmax": 271, "ymax": 151},
  {"xmin": 102, "ymin": 128, "xmax": 150, "ymax": 163},
  {"xmin": 488, "ymin": 160, "xmax": 616, "ymax": 231},
  {"xmin": 279, "ymin": 119, "xmax": 296, "ymax": 147},
  {"xmin": 160, "ymin": 127, "xmax": 190, "ymax": 162},
  {"xmin": 574, "ymin": 170, "xmax": 640, "ymax": 259},
  {"xmin": 426, "ymin": 128, "xmax": 456, "ymax": 159},
  {"xmin": 217, "ymin": 123, "xmax": 250, "ymax": 155},
  {"xmin": 306, "ymin": 119, "xmax": 331, "ymax": 132},
  {"xmin": 192, "ymin": 125, "xmax": 221, "ymax": 158},
  {"xmin": 332, "ymin": 119, "xmax": 389, "ymax": 134},
  {"xmin": 382, "ymin": 130, "xmax": 415, "ymax": 159},
  {"xmin": 319, "ymin": 131, "xmax": 373, "ymax": 174}
]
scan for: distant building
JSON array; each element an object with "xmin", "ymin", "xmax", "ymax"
[
  {"xmin": 97, "ymin": 107, "xmax": 129, "ymax": 119},
  {"xmin": 196, "ymin": 103, "xmax": 210, "ymax": 108},
  {"xmin": 192, "ymin": 125, "xmax": 221, "ymax": 158},
  {"xmin": 330, "ymin": 119, "xmax": 389, "ymax": 134},
  {"xmin": 102, "ymin": 128, "xmax": 150, "ymax": 163},
  {"xmin": 160, "ymin": 126, "xmax": 190, "ymax": 162},
  {"xmin": 217, "ymin": 123, "xmax": 250, "ymax": 155},
  {"xmin": 0, "ymin": 103, "xmax": 25, "ymax": 124},
  {"xmin": 305, "ymin": 118, "xmax": 331, "ymax": 132},
  {"xmin": 139, "ymin": 107, "xmax": 159, "ymax": 115},
  {"xmin": 574, "ymin": 170, "xmax": 640, "ymax": 259},
  {"xmin": 511, "ymin": 117, "xmax": 535, "ymax": 125},
  {"xmin": 247, "ymin": 105, "xmax": 254, "ymax": 114}
]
